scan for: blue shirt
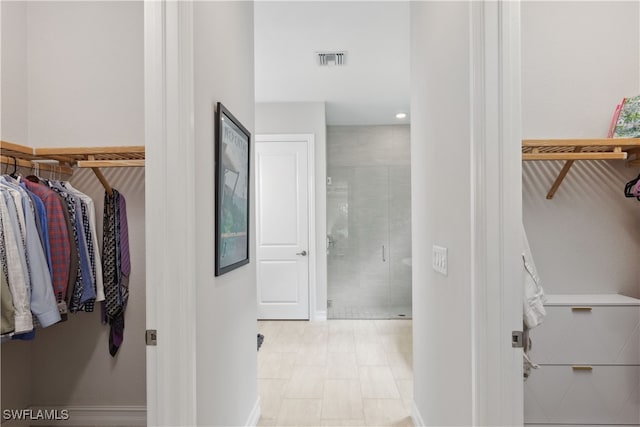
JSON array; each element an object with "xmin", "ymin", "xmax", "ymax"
[{"xmin": 20, "ymin": 183, "xmax": 52, "ymax": 275}]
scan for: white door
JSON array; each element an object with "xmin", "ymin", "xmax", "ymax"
[{"xmin": 255, "ymin": 135, "xmax": 311, "ymax": 319}]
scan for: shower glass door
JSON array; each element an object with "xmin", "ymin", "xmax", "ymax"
[{"xmin": 327, "ymin": 165, "xmax": 412, "ymax": 319}]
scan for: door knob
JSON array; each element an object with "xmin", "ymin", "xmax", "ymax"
[{"xmin": 296, "ymin": 250, "xmax": 308, "ymax": 256}]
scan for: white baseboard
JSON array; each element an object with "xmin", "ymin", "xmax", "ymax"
[
  {"xmin": 313, "ymin": 310, "xmax": 327, "ymax": 321},
  {"xmin": 5, "ymin": 405, "xmax": 147, "ymax": 426},
  {"xmin": 245, "ymin": 397, "xmax": 261, "ymax": 427},
  {"xmin": 412, "ymin": 400, "xmax": 425, "ymax": 427}
]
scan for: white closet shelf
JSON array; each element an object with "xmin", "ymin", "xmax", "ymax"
[
  {"xmin": 522, "ymin": 138, "xmax": 640, "ymax": 199},
  {"xmin": 543, "ymin": 293, "xmax": 640, "ymax": 306}
]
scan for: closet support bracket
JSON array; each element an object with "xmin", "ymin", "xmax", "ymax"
[
  {"xmin": 545, "ymin": 146, "xmax": 582, "ymax": 199},
  {"xmin": 91, "ymin": 168, "xmax": 114, "ymax": 196}
]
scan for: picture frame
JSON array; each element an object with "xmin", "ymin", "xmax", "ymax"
[{"xmin": 215, "ymin": 102, "xmax": 251, "ymax": 276}]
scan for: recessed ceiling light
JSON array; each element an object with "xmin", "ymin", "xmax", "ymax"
[{"xmin": 395, "ymin": 112, "xmax": 407, "ymax": 119}]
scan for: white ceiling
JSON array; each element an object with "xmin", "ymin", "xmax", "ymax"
[{"xmin": 254, "ymin": 1, "xmax": 410, "ymax": 126}]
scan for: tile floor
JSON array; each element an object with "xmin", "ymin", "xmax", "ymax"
[{"xmin": 257, "ymin": 319, "xmax": 413, "ymax": 427}]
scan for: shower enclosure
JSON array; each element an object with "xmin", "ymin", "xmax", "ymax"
[{"xmin": 326, "ymin": 126, "xmax": 412, "ymax": 319}]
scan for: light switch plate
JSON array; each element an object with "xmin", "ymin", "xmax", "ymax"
[{"xmin": 432, "ymin": 245, "xmax": 448, "ymax": 276}]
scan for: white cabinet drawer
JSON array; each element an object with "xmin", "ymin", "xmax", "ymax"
[
  {"xmin": 526, "ymin": 425, "xmax": 640, "ymax": 427},
  {"xmin": 529, "ymin": 305, "xmax": 640, "ymax": 364},
  {"xmin": 524, "ymin": 365, "xmax": 640, "ymax": 425}
]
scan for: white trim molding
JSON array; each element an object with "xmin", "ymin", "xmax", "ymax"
[
  {"xmin": 144, "ymin": 0, "xmax": 197, "ymax": 425},
  {"xmin": 7, "ymin": 406, "xmax": 146, "ymax": 426},
  {"xmin": 411, "ymin": 400, "xmax": 425, "ymax": 427},
  {"xmin": 244, "ymin": 397, "xmax": 261, "ymax": 427},
  {"xmin": 470, "ymin": 1, "xmax": 523, "ymax": 426},
  {"xmin": 313, "ymin": 310, "xmax": 327, "ymax": 321}
]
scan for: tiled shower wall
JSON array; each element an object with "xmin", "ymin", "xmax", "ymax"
[{"xmin": 326, "ymin": 125, "xmax": 412, "ymax": 319}]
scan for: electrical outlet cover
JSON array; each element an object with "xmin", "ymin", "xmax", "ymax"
[{"xmin": 432, "ymin": 245, "xmax": 448, "ymax": 276}]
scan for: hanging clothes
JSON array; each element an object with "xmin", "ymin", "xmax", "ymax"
[
  {"xmin": 1, "ymin": 170, "xmax": 132, "ymax": 355},
  {"xmin": 0, "ymin": 176, "xmax": 66, "ymax": 337},
  {"xmin": 522, "ymin": 224, "xmax": 546, "ymax": 380},
  {"xmin": 1, "ymin": 184, "xmax": 34, "ymax": 334},
  {"xmin": 1, "ymin": 264, "xmax": 14, "ymax": 335},
  {"xmin": 0, "ymin": 177, "xmax": 60, "ymax": 329},
  {"xmin": 63, "ymin": 182, "xmax": 105, "ymax": 304},
  {"xmin": 102, "ymin": 189, "xmax": 130, "ymax": 357},
  {"xmin": 47, "ymin": 180, "xmax": 95, "ymax": 312},
  {"xmin": 21, "ymin": 178, "xmax": 71, "ymax": 306}
]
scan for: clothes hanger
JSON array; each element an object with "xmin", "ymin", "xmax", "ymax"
[
  {"xmin": 8, "ymin": 157, "xmax": 18, "ymax": 179},
  {"xmin": 25, "ymin": 161, "xmax": 41, "ymax": 183},
  {"xmin": 624, "ymin": 173, "xmax": 640, "ymax": 200}
]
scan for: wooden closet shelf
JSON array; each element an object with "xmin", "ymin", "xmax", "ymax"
[
  {"xmin": 33, "ymin": 146, "xmax": 145, "ymax": 167},
  {"xmin": 1, "ymin": 140, "xmax": 145, "ymax": 194},
  {"xmin": 0, "ymin": 154, "xmax": 74, "ymax": 175},
  {"xmin": 522, "ymin": 138, "xmax": 640, "ymax": 199}
]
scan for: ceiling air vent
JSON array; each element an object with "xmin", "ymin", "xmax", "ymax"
[{"xmin": 317, "ymin": 51, "xmax": 346, "ymax": 66}]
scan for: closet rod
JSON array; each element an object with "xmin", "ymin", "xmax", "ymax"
[
  {"xmin": 522, "ymin": 152, "xmax": 627, "ymax": 161},
  {"xmin": 522, "ymin": 138, "xmax": 640, "ymax": 147},
  {"xmin": 0, "ymin": 155, "xmax": 73, "ymax": 175},
  {"xmin": 77, "ymin": 160, "xmax": 145, "ymax": 168}
]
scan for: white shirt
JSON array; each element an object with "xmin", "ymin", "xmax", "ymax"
[
  {"xmin": 0, "ymin": 189, "xmax": 33, "ymax": 333},
  {"xmin": 523, "ymin": 225, "xmax": 546, "ymax": 329}
]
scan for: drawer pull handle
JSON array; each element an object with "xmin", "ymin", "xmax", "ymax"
[
  {"xmin": 572, "ymin": 365, "xmax": 593, "ymax": 371},
  {"xmin": 571, "ymin": 306, "xmax": 592, "ymax": 312}
]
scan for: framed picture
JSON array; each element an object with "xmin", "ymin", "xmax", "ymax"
[{"xmin": 215, "ymin": 102, "xmax": 251, "ymax": 276}]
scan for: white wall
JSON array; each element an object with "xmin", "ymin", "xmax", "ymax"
[
  {"xmin": 32, "ymin": 168, "xmax": 147, "ymax": 407},
  {"xmin": 522, "ymin": 1, "xmax": 640, "ymax": 298},
  {"xmin": 0, "ymin": 0, "xmax": 31, "ymax": 413},
  {"xmin": 194, "ymin": 2, "xmax": 258, "ymax": 425},
  {"xmin": 1, "ymin": 1, "xmax": 28, "ymax": 143},
  {"xmin": 410, "ymin": 2, "xmax": 473, "ymax": 425},
  {"xmin": 255, "ymin": 102, "xmax": 328, "ymax": 318},
  {"xmin": 26, "ymin": 2, "xmax": 144, "ymax": 147},
  {"xmin": 1, "ymin": 0, "xmax": 146, "ymax": 411}
]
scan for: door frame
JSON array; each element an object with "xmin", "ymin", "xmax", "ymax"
[
  {"xmin": 145, "ymin": 1, "xmax": 198, "ymax": 425},
  {"xmin": 255, "ymin": 133, "xmax": 317, "ymax": 320},
  {"xmin": 469, "ymin": 1, "xmax": 523, "ymax": 426}
]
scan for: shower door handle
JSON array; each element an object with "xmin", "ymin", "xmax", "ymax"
[{"xmin": 382, "ymin": 245, "xmax": 386, "ymax": 262}]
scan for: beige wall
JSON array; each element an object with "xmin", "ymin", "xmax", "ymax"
[{"xmin": 522, "ymin": 1, "xmax": 640, "ymax": 297}]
